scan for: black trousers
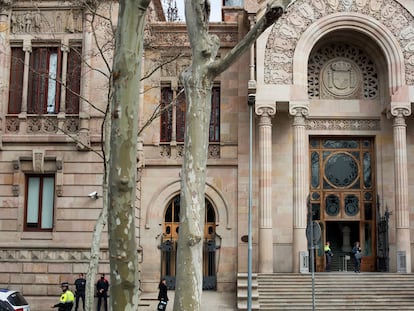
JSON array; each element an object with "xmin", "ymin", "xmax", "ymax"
[
  {"xmin": 75, "ymin": 293, "xmax": 85, "ymax": 311},
  {"xmin": 97, "ymin": 294, "xmax": 108, "ymax": 311}
]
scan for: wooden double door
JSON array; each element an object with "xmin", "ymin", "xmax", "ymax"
[{"xmin": 309, "ymin": 137, "xmax": 377, "ymax": 272}]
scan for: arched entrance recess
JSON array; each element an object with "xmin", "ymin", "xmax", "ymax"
[
  {"xmin": 159, "ymin": 195, "xmax": 219, "ymax": 290},
  {"xmin": 304, "ymin": 26, "xmax": 386, "ymax": 271},
  {"xmin": 309, "ymin": 137, "xmax": 377, "ymax": 272}
]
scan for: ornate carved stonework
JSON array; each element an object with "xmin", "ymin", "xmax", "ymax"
[
  {"xmin": 306, "ymin": 118, "xmax": 381, "ymax": 130},
  {"xmin": 265, "ymin": 0, "xmax": 414, "ymax": 85},
  {"xmin": 161, "ymin": 55, "xmax": 191, "ymax": 77},
  {"xmin": 309, "ymin": 43, "xmax": 378, "ymax": 99},
  {"xmin": 33, "ymin": 149, "xmax": 44, "ymax": 173},
  {"xmin": 5, "ymin": 117, "xmax": 19, "ymax": 133},
  {"xmin": 0, "ymin": 248, "xmax": 109, "ymax": 262},
  {"xmin": 64, "ymin": 117, "xmax": 80, "ymax": 133},
  {"xmin": 160, "ymin": 145, "xmax": 171, "ymax": 158},
  {"xmin": 147, "ymin": 24, "xmax": 238, "ymax": 48},
  {"xmin": 0, "ymin": 0, "xmax": 12, "ymax": 13},
  {"xmin": 389, "ymin": 106, "xmax": 411, "ymax": 119},
  {"xmin": 27, "ymin": 117, "xmax": 58, "ymax": 133},
  {"xmin": 159, "ymin": 144, "xmax": 220, "ymax": 159},
  {"xmin": 10, "ymin": 9, "xmax": 83, "ymax": 34},
  {"xmin": 208, "ymin": 145, "xmax": 220, "ymax": 159},
  {"xmin": 322, "ymin": 59, "xmax": 361, "ymax": 98}
]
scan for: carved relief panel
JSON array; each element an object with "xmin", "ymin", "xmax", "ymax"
[
  {"xmin": 265, "ymin": 0, "xmax": 414, "ymax": 85},
  {"xmin": 11, "ymin": 9, "xmax": 83, "ymax": 34},
  {"xmin": 308, "ymin": 43, "xmax": 378, "ymax": 99}
]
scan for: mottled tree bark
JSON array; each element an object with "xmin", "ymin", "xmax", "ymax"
[
  {"xmin": 173, "ymin": 1, "xmax": 291, "ymax": 310},
  {"xmin": 107, "ymin": 0, "xmax": 150, "ymax": 310}
]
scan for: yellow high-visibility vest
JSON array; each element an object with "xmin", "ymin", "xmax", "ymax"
[{"xmin": 60, "ymin": 290, "xmax": 75, "ymax": 303}]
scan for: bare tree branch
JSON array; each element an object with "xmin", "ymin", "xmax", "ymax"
[{"xmin": 209, "ymin": 0, "xmax": 289, "ymax": 78}]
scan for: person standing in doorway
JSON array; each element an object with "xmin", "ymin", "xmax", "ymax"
[
  {"xmin": 74, "ymin": 273, "xmax": 86, "ymax": 311},
  {"xmin": 96, "ymin": 273, "xmax": 109, "ymax": 311},
  {"xmin": 157, "ymin": 278, "xmax": 169, "ymax": 310},
  {"xmin": 324, "ymin": 241, "xmax": 334, "ymax": 272},
  {"xmin": 352, "ymin": 241, "xmax": 362, "ymax": 272}
]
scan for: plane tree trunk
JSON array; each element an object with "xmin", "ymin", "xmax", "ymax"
[
  {"xmin": 107, "ymin": 0, "xmax": 150, "ymax": 309},
  {"xmin": 173, "ymin": 1, "xmax": 291, "ymax": 310}
]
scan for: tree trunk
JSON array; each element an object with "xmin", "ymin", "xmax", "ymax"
[
  {"xmin": 107, "ymin": 0, "xmax": 150, "ymax": 309},
  {"xmin": 174, "ymin": 1, "xmax": 291, "ymax": 310}
]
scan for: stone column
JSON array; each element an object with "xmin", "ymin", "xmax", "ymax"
[
  {"xmin": 0, "ymin": 8, "xmax": 11, "ymax": 148},
  {"xmin": 255, "ymin": 105, "xmax": 275, "ymax": 273},
  {"xmin": 391, "ymin": 106, "xmax": 411, "ymax": 272},
  {"xmin": 59, "ymin": 42, "xmax": 70, "ymax": 114},
  {"xmin": 57, "ymin": 42, "xmax": 69, "ymax": 133},
  {"xmin": 77, "ymin": 12, "xmax": 92, "ymax": 150},
  {"xmin": 18, "ymin": 40, "xmax": 32, "ymax": 134},
  {"xmin": 290, "ymin": 105, "xmax": 309, "ymax": 272},
  {"xmin": 0, "ymin": 9, "xmax": 10, "ymax": 104},
  {"xmin": 21, "ymin": 41, "xmax": 32, "ymax": 114}
]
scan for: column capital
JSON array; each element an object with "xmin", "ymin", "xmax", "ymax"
[
  {"xmin": 61, "ymin": 38, "xmax": 70, "ymax": 53},
  {"xmin": 255, "ymin": 104, "xmax": 276, "ymax": 117},
  {"xmin": 22, "ymin": 40, "xmax": 32, "ymax": 53},
  {"xmin": 386, "ymin": 103, "xmax": 411, "ymax": 119},
  {"xmin": 61, "ymin": 45, "xmax": 70, "ymax": 53},
  {"xmin": 289, "ymin": 101, "xmax": 309, "ymax": 117}
]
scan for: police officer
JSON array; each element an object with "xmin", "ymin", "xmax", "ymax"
[
  {"xmin": 74, "ymin": 273, "xmax": 86, "ymax": 311},
  {"xmin": 51, "ymin": 282, "xmax": 75, "ymax": 311}
]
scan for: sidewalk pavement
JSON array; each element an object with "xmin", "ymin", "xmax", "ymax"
[
  {"xmin": 31, "ymin": 290, "xmax": 236, "ymax": 311},
  {"xmin": 140, "ymin": 290, "xmax": 236, "ymax": 311}
]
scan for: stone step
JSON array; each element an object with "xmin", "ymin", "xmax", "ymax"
[{"xmin": 238, "ymin": 273, "xmax": 414, "ymax": 310}]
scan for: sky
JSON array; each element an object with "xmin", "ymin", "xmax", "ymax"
[{"xmin": 168, "ymin": 0, "xmax": 222, "ymax": 22}]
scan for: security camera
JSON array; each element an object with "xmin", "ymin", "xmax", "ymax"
[{"xmin": 88, "ymin": 191, "xmax": 98, "ymax": 199}]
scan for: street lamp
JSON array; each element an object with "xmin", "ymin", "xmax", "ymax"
[{"xmin": 247, "ymin": 93, "xmax": 255, "ymax": 311}]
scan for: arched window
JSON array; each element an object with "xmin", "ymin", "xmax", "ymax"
[{"xmin": 160, "ymin": 195, "xmax": 218, "ymax": 290}]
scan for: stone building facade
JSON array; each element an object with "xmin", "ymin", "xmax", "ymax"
[{"xmin": 1, "ymin": 0, "xmax": 414, "ymax": 309}]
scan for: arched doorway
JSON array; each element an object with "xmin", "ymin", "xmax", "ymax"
[
  {"xmin": 159, "ymin": 195, "xmax": 219, "ymax": 289},
  {"xmin": 309, "ymin": 137, "xmax": 377, "ymax": 272}
]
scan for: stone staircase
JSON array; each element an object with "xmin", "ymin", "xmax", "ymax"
[{"xmin": 238, "ymin": 273, "xmax": 414, "ymax": 310}]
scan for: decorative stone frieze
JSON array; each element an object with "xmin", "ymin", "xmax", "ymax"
[
  {"xmin": 28, "ymin": 117, "xmax": 58, "ymax": 133},
  {"xmin": 159, "ymin": 144, "xmax": 220, "ymax": 159},
  {"xmin": 10, "ymin": 9, "xmax": 83, "ymax": 34},
  {"xmin": 306, "ymin": 118, "xmax": 381, "ymax": 130},
  {"xmin": 0, "ymin": 248, "xmax": 109, "ymax": 262},
  {"xmin": 265, "ymin": 0, "xmax": 414, "ymax": 85},
  {"xmin": 148, "ymin": 24, "xmax": 239, "ymax": 48},
  {"xmin": 4, "ymin": 116, "xmax": 78, "ymax": 134}
]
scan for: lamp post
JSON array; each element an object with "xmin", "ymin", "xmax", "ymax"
[{"xmin": 247, "ymin": 93, "xmax": 255, "ymax": 311}]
